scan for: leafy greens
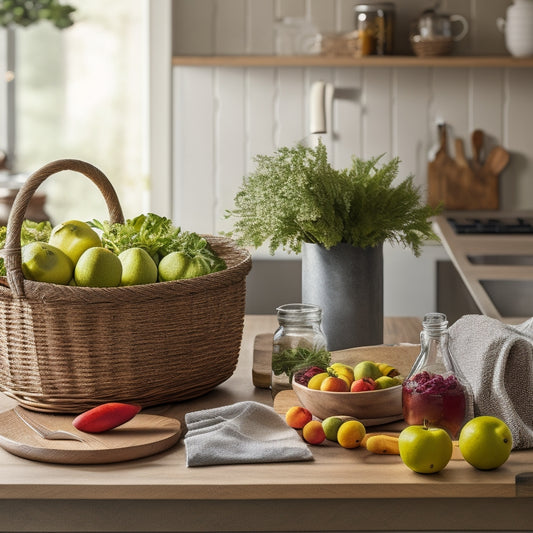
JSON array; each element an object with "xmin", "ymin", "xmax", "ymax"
[
  {"xmin": 272, "ymin": 346, "xmax": 331, "ymax": 381},
  {"xmin": 0, "ymin": 220, "xmax": 52, "ymax": 276},
  {"xmin": 90, "ymin": 213, "xmax": 227, "ymax": 273},
  {"xmin": 225, "ymin": 140, "xmax": 440, "ymax": 256}
]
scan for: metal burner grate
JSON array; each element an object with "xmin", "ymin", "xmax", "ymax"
[{"xmin": 447, "ymin": 217, "xmax": 533, "ymax": 234}]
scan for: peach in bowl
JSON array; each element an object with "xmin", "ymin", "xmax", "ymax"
[{"xmin": 291, "ymin": 379, "xmax": 403, "ymax": 425}]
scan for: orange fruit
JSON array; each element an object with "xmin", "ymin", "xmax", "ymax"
[{"xmin": 285, "ymin": 406, "xmax": 312, "ymax": 429}]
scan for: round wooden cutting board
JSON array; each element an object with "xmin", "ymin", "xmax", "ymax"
[{"xmin": 0, "ymin": 409, "xmax": 182, "ymax": 464}]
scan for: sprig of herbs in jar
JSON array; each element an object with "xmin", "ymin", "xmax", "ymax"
[{"xmin": 272, "ymin": 346, "xmax": 331, "ymax": 383}]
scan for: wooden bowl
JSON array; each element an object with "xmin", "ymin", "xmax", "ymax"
[
  {"xmin": 292, "ymin": 380, "xmax": 403, "ymax": 425},
  {"xmin": 291, "ymin": 344, "xmax": 420, "ymax": 425}
]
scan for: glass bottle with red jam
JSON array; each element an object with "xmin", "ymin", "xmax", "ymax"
[{"xmin": 402, "ymin": 312, "xmax": 467, "ymax": 438}]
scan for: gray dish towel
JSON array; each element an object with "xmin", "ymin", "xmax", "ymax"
[
  {"xmin": 448, "ymin": 314, "xmax": 533, "ymax": 449},
  {"xmin": 184, "ymin": 401, "xmax": 314, "ymax": 466}
]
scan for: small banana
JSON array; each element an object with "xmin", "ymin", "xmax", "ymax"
[
  {"xmin": 377, "ymin": 362, "xmax": 400, "ymax": 377},
  {"xmin": 328, "ymin": 363, "xmax": 354, "ymax": 384}
]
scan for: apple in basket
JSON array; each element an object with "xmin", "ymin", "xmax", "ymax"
[{"xmin": 49, "ymin": 219, "xmax": 102, "ymax": 265}]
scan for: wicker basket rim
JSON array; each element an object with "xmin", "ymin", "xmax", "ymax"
[{"xmin": 0, "ymin": 234, "xmax": 251, "ymax": 301}]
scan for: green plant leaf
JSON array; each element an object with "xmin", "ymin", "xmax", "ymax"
[{"xmin": 225, "ymin": 140, "xmax": 441, "ymax": 256}]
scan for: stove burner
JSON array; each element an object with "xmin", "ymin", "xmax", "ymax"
[{"xmin": 447, "ymin": 217, "xmax": 533, "ymax": 234}]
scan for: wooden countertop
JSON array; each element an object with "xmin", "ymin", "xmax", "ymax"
[{"xmin": 0, "ymin": 315, "xmax": 531, "ymax": 532}]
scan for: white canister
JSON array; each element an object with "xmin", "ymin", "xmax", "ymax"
[{"xmin": 497, "ymin": 0, "xmax": 533, "ymax": 57}]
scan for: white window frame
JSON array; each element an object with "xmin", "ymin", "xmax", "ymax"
[{"xmin": 148, "ymin": 0, "xmax": 173, "ymax": 219}]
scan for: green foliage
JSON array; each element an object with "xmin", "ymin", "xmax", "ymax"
[
  {"xmin": 272, "ymin": 347, "xmax": 331, "ymax": 381},
  {"xmin": 0, "ymin": 0, "xmax": 76, "ymax": 29},
  {"xmin": 225, "ymin": 141, "xmax": 440, "ymax": 256},
  {"xmin": 0, "ymin": 219, "xmax": 52, "ymax": 275},
  {"xmin": 90, "ymin": 213, "xmax": 227, "ymax": 274}
]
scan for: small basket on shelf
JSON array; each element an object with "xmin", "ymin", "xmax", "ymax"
[
  {"xmin": 410, "ymin": 35, "xmax": 454, "ymax": 57},
  {"xmin": 0, "ymin": 159, "xmax": 252, "ymax": 413}
]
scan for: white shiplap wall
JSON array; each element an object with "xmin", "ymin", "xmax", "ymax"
[{"xmin": 171, "ymin": 0, "xmax": 533, "ymax": 315}]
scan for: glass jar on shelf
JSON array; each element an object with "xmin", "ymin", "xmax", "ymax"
[
  {"xmin": 271, "ymin": 303, "xmax": 327, "ymax": 398},
  {"xmin": 402, "ymin": 312, "xmax": 469, "ymax": 438},
  {"xmin": 354, "ymin": 3, "xmax": 395, "ymax": 56}
]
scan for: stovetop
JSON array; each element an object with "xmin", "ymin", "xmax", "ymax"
[{"xmin": 447, "ymin": 216, "xmax": 533, "ymax": 234}]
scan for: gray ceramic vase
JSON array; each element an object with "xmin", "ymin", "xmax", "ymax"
[{"xmin": 301, "ymin": 242, "xmax": 384, "ymax": 351}]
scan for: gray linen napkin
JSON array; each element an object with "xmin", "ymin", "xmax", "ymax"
[
  {"xmin": 448, "ymin": 314, "xmax": 533, "ymax": 449},
  {"xmin": 184, "ymin": 401, "xmax": 313, "ymax": 466}
]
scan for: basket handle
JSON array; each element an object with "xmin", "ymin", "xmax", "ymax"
[{"xmin": 2, "ymin": 159, "xmax": 125, "ymax": 297}]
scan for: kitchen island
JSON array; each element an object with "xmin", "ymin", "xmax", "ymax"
[{"xmin": 0, "ymin": 315, "xmax": 531, "ymax": 532}]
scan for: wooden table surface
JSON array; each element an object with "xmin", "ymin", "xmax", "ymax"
[{"xmin": 0, "ymin": 315, "xmax": 531, "ymax": 532}]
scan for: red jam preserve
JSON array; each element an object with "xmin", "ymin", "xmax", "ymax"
[{"xmin": 402, "ymin": 371, "xmax": 466, "ymax": 438}]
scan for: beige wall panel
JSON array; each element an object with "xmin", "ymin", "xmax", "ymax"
[
  {"xmin": 471, "ymin": 0, "xmax": 509, "ymax": 55},
  {"xmin": 214, "ymin": 0, "xmax": 246, "ymax": 54},
  {"xmin": 430, "ymin": 68, "xmax": 470, "ymax": 152},
  {"xmin": 394, "ymin": 67, "xmax": 432, "ymax": 190},
  {"xmin": 308, "ymin": 0, "xmax": 336, "ymax": 33},
  {"xmin": 172, "ymin": 0, "xmax": 214, "ymax": 55},
  {"xmin": 246, "ymin": 68, "xmax": 277, "ymax": 172},
  {"xmin": 331, "ymin": 67, "xmax": 362, "ymax": 167},
  {"xmin": 503, "ymin": 68, "xmax": 533, "ymax": 210},
  {"xmin": 337, "ymin": 0, "xmax": 356, "ymax": 32},
  {"xmin": 361, "ymin": 68, "xmax": 394, "ymax": 159},
  {"xmin": 248, "ymin": 0, "xmax": 275, "ymax": 54},
  {"xmin": 215, "ymin": 68, "xmax": 247, "ymax": 234},
  {"xmin": 276, "ymin": 67, "xmax": 306, "ymax": 146},
  {"xmin": 173, "ymin": 67, "xmax": 216, "ymax": 233},
  {"xmin": 276, "ymin": 0, "xmax": 306, "ymax": 19},
  {"xmin": 470, "ymin": 67, "xmax": 505, "ymax": 147}
]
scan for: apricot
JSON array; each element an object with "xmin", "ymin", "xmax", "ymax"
[
  {"xmin": 285, "ymin": 406, "xmax": 313, "ymax": 429},
  {"xmin": 302, "ymin": 420, "xmax": 326, "ymax": 445},
  {"xmin": 320, "ymin": 376, "xmax": 349, "ymax": 392}
]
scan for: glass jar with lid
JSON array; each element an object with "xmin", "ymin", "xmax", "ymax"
[
  {"xmin": 354, "ymin": 2, "xmax": 395, "ymax": 56},
  {"xmin": 271, "ymin": 303, "xmax": 328, "ymax": 398}
]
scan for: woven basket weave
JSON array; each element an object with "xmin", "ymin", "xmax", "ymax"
[{"xmin": 0, "ymin": 159, "xmax": 251, "ymax": 413}]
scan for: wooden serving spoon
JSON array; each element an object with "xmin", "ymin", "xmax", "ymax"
[
  {"xmin": 484, "ymin": 145, "xmax": 510, "ymax": 175},
  {"xmin": 471, "ymin": 129, "xmax": 484, "ymax": 169}
]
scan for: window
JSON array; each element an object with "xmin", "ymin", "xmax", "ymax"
[{"xmin": 5, "ymin": 0, "xmax": 149, "ymax": 224}]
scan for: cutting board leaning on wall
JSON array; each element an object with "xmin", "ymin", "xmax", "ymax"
[{"xmin": 427, "ymin": 124, "xmax": 510, "ymax": 210}]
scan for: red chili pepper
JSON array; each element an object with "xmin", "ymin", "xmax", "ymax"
[{"xmin": 72, "ymin": 402, "xmax": 141, "ymax": 433}]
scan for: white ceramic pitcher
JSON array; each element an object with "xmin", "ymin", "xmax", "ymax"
[{"xmin": 497, "ymin": 0, "xmax": 533, "ymax": 57}]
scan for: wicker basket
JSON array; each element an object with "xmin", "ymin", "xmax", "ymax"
[
  {"xmin": 0, "ymin": 159, "xmax": 252, "ymax": 413},
  {"xmin": 410, "ymin": 36, "xmax": 454, "ymax": 57}
]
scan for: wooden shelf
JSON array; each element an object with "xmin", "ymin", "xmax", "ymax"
[{"xmin": 172, "ymin": 54, "xmax": 533, "ymax": 68}]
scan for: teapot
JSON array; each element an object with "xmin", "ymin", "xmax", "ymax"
[
  {"xmin": 413, "ymin": 8, "xmax": 469, "ymax": 42},
  {"xmin": 497, "ymin": 0, "xmax": 533, "ymax": 57}
]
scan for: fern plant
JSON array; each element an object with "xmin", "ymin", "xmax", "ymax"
[{"xmin": 225, "ymin": 140, "xmax": 440, "ymax": 256}]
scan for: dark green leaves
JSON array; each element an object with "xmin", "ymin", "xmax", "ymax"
[
  {"xmin": 0, "ymin": 0, "xmax": 76, "ymax": 29},
  {"xmin": 226, "ymin": 141, "xmax": 440, "ymax": 256},
  {"xmin": 272, "ymin": 346, "xmax": 331, "ymax": 381}
]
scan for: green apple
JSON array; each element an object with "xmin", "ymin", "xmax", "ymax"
[
  {"xmin": 158, "ymin": 251, "xmax": 190, "ymax": 281},
  {"xmin": 74, "ymin": 247, "xmax": 122, "ymax": 287},
  {"xmin": 322, "ymin": 416, "xmax": 344, "ymax": 442},
  {"xmin": 459, "ymin": 416, "xmax": 512, "ymax": 470},
  {"xmin": 49, "ymin": 220, "xmax": 102, "ymax": 265},
  {"xmin": 374, "ymin": 375, "xmax": 398, "ymax": 389},
  {"xmin": 118, "ymin": 247, "xmax": 158, "ymax": 286},
  {"xmin": 21, "ymin": 242, "xmax": 74, "ymax": 284},
  {"xmin": 399, "ymin": 425, "xmax": 453, "ymax": 474},
  {"xmin": 353, "ymin": 361, "xmax": 382, "ymax": 381},
  {"xmin": 158, "ymin": 252, "xmax": 210, "ymax": 281}
]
